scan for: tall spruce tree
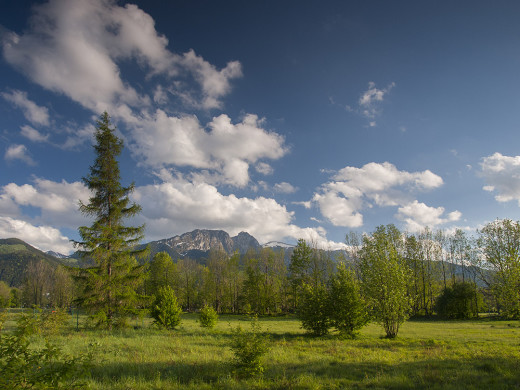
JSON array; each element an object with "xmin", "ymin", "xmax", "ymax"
[{"xmin": 73, "ymin": 112, "xmax": 147, "ymax": 329}]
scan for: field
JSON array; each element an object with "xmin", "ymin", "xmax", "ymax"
[{"xmin": 2, "ymin": 312, "xmax": 520, "ymax": 389}]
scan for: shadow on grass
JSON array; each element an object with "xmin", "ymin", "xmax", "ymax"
[{"xmin": 87, "ymin": 354, "xmax": 520, "ymax": 389}]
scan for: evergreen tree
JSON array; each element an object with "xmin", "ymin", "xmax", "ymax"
[
  {"xmin": 73, "ymin": 112, "xmax": 147, "ymax": 329},
  {"xmin": 151, "ymin": 285, "xmax": 182, "ymax": 330}
]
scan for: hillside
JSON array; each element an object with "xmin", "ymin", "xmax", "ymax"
[{"xmin": 0, "ymin": 238, "xmax": 62, "ymax": 287}]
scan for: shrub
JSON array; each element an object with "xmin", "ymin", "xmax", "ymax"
[
  {"xmin": 297, "ymin": 282, "xmax": 331, "ymax": 336},
  {"xmin": 0, "ymin": 310, "xmax": 7, "ymax": 332},
  {"xmin": 436, "ymin": 281, "xmax": 481, "ymax": 319},
  {"xmin": 40, "ymin": 308, "xmax": 70, "ymax": 336},
  {"xmin": 230, "ymin": 316, "xmax": 270, "ymax": 377},
  {"xmin": 150, "ymin": 285, "xmax": 182, "ymax": 330},
  {"xmin": 0, "ymin": 312, "xmax": 94, "ymax": 389},
  {"xmin": 199, "ymin": 304, "xmax": 218, "ymax": 328},
  {"xmin": 329, "ymin": 263, "xmax": 369, "ymax": 338}
]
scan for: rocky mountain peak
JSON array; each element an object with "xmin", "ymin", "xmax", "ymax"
[{"xmin": 232, "ymin": 231, "xmax": 260, "ymax": 253}]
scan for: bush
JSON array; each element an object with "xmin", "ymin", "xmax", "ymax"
[
  {"xmin": 230, "ymin": 316, "xmax": 270, "ymax": 377},
  {"xmin": 199, "ymin": 304, "xmax": 218, "ymax": 328},
  {"xmin": 0, "ymin": 312, "xmax": 94, "ymax": 389},
  {"xmin": 297, "ymin": 282, "xmax": 331, "ymax": 336},
  {"xmin": 40, "ymin": 308, "xmax": 70, "ymax": 336},
  {"xmin": 436, "ymin": 281, "xmax": 481, "ymax": 319},
  {"xmin": 329, "ymin": 263, "xmax": 369, "ymax": 338},
  {"xmin": 150, "ymin": 285, "xmax": 182, "ymax": 330}
]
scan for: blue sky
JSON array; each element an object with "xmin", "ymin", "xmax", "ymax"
[{"xmin": 1, "ymin": 0, "xmax": 520, "ymax": 254}]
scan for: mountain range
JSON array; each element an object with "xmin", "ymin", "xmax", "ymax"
[{"xmin": 0, "ymin": 230, "xmax": 297, "ymax": 286}]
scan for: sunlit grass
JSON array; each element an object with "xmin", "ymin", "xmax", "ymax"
[{"xmin": 3, "ymin": 311, "xmax": 520, "ymax": 389}]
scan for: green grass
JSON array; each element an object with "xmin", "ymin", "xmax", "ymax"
[{"xmin": 3, "ymin": 312, "xmax": 520, "ymax": 389}]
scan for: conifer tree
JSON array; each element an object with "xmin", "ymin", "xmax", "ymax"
[{"xmin": 73, "ymin": 112, "xmax": 147, "ymax": 329}]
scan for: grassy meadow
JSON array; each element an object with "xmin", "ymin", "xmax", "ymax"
[{"xmin": 2, "ymin": 312, "xmax": 520, "ymax": 389}]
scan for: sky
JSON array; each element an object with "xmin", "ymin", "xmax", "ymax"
[{"xmin": 1, "ymin": 0, "xmax": 520, "ymax": 254}]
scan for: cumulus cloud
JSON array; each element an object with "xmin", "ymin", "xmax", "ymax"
[
  {"xmin": 1, "ymin": 0, "xmax": 241, "ymax": 113},
  {"xmin": 5, "ymin": 144, "xmax": 36, "ymax": 165},
  {"xmin": 132, "ymin": 171, "xmax": 344, "ymax": 249},
  {"xmin": 313, "ymin": 162, "xmax": 451, "ymax": 228},
  {"xmin": 480, "ymin": 152, "xmax": 520, "ymax": 205},
  {"xmin": 1, "ymin": 178, "xmax": 89, "ymax": 228},
  {"xmin": 0, "ymin": 216, "xmax": 72, "ymax": 254},
  {"xmin": 396, "ymin": 200, "xmax": 462, "ymax": 232},
  {"xmin": 130, "ymin": 110, "xmax": 287, "ymax": 187},
  {"xmin": 1, "ymin": 89, "xmax": 50, "ymax": 126}
]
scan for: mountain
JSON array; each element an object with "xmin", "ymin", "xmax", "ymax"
[
  {"xmin": 141, "ymin": 229, "xmax": 261, "ymax": 261},
  {"xmin": 46, "ymin": 250, "xmax": 69, "ymax": 259},
  {"xmin": 262, "ymin": 241, "xmax": 296, "ymax": 249},
  {"xmin": 0, "ymin": 238, "xmax": 62, "ymax": 287}
]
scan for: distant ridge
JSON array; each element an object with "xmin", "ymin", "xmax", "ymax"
[
  {"xmin": 139, "ymin": 229, "xmax": 262, "ymax": 261},
  {"xmin": 0, "ymin": 238, "xmax": 62, "ymax": 286},
  {"xmin": 262, "ymin": 241, "xmax": 296, "ymax": 249}
]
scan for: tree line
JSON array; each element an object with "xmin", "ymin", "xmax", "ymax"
[{"xmin": 2, "ymin": 112, "xmax": 520, "ymax": 338}]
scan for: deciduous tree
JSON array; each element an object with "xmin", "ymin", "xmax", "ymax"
[{"xmin": 358, "ymin": 225, "xmax": 412, "ymax": 338}]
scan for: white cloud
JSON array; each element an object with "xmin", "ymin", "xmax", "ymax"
[
  {"xmin": 132, "ymin": 172, "xmax": 344, "ymax": 249},
  {"xmin": 4, "ymin": 144, "xmax": 36, "ymax": 165},
  {"xmin": 1, "ymin": 89, "xmax": 50, "ymax": 126},
  {"xmin": 1, "ymin": 178, "xmax": 89, "ymax": 228},
  {"xmin": 0, "ymin": 216, "xmax": 72, "ymax": 254},
  {"xmin": 313, "ymin": 190, "xmax": 364, "ymax": 227},
  {"xmin": 255, "ymin": 162, "xmax": 274, "ymax": 175},
  {"xmin": 313, "ymin": 162, "xmax": 446, "ymax": 227},
  {"xmin": 1, "ymin": 0, "xmax": 241, "ymax": 113},
  {"xmin": 480, "ymin": 152, "xmax": 520, "ymax": 205},
  {"xmin": 356, "ymin": 81, "xmax": 395, "ymax": 126},
  {"xmin": 274, "ymin": 182, "xmax": 298, "ymax": 194},
  {"xmin": 177, "ymin": 49, "xmax": 242, "ymax": 109},
  {"xmin": 130, "ymin": 110, "xmax": 287, "ymax": 187},
  {"xmin": 20, "ymin": 125, "xmax": 49, "ymax": 142},
  {"xmin": 61, "ymin": 123, "xmax": 96, "ymax": 150},
  {"xmin": 359, "ymin": 81, "xmax": 395, "ymax": 109},
  {"xmin": 396, "ymin": 200, "xmax": 461, "ymax": 232},
  {"xmin": 292, "ymin": 201, "xmax": 312, "ymax": 209}
]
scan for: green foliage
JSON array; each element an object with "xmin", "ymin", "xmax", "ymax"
[
  {"xmin": 436, "ymin": 282, "xmax": 481, "ymax": 319},
  {"xmin": 9, "ymin": 288, "xmax": 21, "ymax": 308},
  {"xmin": 0, "ymin": 281, "xmax": 10, "ymax": 308},
  {"xmin": 147, "ymin": 252, "xmax": 177, "ymax": 296},
  {"xmin": 477, "ymin": 219, "xmax": 520, "ymax": 319},
  {"xmin": 0, "ymin": 238, "xmax": 61, "ymax": 288},
  {"xmin": 230, "ymin": 316, "xmax": 270, "ymax": 377},
  {"xmin": 0, "ymin": 313, "xmax": 94, "ymax": 389},
  {"xmin": 297, "ymin": 282, "xmax": 331, "ymax": 336},
  {"xmin": 39, "ymin": 308, "xmax": 71, "ymax": 336},
  {"xmin": 359, "ymin": 225, "xmax": 412, "ymax": 338},
  {"xmin": 0, "ymin": 310, "xmax": 7, "ymax": 332},
  {"xmin": 289, "ymin": 239, "xmax": 333, "ymax": 310},
  {"xmin": 151, "ymin": 285, "xmax": 182, "ymax": 330},
  {"xmin": 329, "ymin": 263, "xmax": 369, "ymax": 338},
  {"xmin": 73, "ymin": 112, "xmax": 148, "ymax": 329},
  {"xmin": 199, "ymin": 304, "xmax": 218, "ymax": 328},
  {"xmin": 242, "ymin": 248, "xmax": 286, "ymax": 315}
]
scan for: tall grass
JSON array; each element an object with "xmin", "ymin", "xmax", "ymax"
[{"xmin": 2, "ymin": 311, "xmax": 520, "ymax": 389}]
